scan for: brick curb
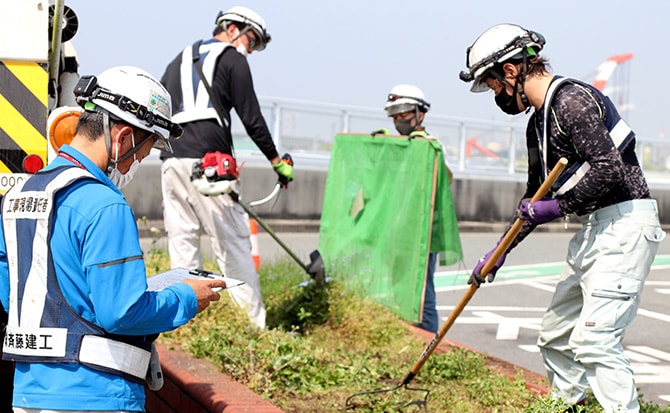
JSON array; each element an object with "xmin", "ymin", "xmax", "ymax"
[
  {"xmin": 146, "ymin": 327, "xmax": 550, "ymax": 412},
  {"xmin": 145, "ymin": 343, "xmax": 283, "ymax": 413}
]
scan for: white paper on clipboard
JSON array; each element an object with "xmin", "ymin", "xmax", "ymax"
[{"xmin": 146, "ymin": 267, "xmax": 245, "ymax": 291}]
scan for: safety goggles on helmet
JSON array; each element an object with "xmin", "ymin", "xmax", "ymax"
[
  {"xmin": 239, "ymin": 26, "xmax": 266, "ymax": 52},
  {"xmin": 74, "ymin": 74, "xmax": 183, "ymax": 151},
  {"xmin": 386, "ymin": 103, "xmax": 416, "ymax": 116},
  {"xmin": 385, "ymin": 94, "xmax": 430, "ymax": 116},
  {"xmin": 215, "ymin": 7, "xmax": 271, "ymax": 52},
  {"xmin": 459, "ymin": 24, "xmax": 545, "ymax": 93},
  {"xmin": 387, "ymin": 94, "xmax": 431, "ymax": 108}
]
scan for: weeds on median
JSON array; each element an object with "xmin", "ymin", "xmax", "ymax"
[{"xmin": 144, "ymin": 246, "xmax": 669, "ymax": 413}]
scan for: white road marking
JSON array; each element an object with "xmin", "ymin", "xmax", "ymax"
[
  {"xmin": 440, "ymin": 308, "xmax": 543, "ymax": 340},
  {"xmin": 636, "ymin": 309, "xmax": 670, "ymax": 323},
  {"xmin": 437, "ymin": 305, "xmax": 546, "ymax": 312},
  {"xmin": 644, "ymin": 281, "xmax": 670, "ymax": 295},
  {"xmin": 496, "ymin": 322, "xmax": 521, "ymax": 340},
  {"xmin": 627, "ymin": 346, "xmax": 670, "ymax": 362},
  {"xmin": 625, "ymin": 350, "xmax": 660, "ymax": 363},
  {"xmin": 631, "ymin": 364, "xmax": 670, "ymax": 384},
  {"xmin": 521, "ymin": 282, "xmax": 557, "ymax": 293},
  {"xmin": 519, "ymin": 344, "xmax": 540, "ymax": 353}
]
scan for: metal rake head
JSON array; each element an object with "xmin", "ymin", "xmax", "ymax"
[{"xmin": 345, "ymin": 383, "xmax": 430, "ymax": 412}]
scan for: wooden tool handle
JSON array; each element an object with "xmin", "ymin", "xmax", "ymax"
[
  {"xmin": 480, "ymin": 157, "xmax": 568, "ymax": 276},
  {"xmin": 405, "ymin": 157, "xmax": 568, "ymax": 382}
]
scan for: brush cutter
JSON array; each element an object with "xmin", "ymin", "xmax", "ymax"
[
  {"xmin": 232, "ymin": 187, "xmax": 326, "ymax": 285},
  {"xmin": 345, "ymin": 157, "xmax": 568, "ymax": 411},
  {"xmin": 191, "ymin": 152, "xmax": 326, "ymax": 285}
]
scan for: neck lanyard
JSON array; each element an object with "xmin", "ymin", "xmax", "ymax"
[{"xmin": 58, "ymin": 152, "xmax": 86, "ymax": 170}]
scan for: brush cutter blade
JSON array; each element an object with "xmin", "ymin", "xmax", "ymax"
[{"xmin": 307, "ymin": 249, "xmax": 326, "ymax": 283}]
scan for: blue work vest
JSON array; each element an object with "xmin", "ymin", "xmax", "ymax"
[{"xmin": 1, "ymin": 166, "xmax": 151, "ymax": 383}]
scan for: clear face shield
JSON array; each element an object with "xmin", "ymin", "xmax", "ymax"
[
  {"xmin": 229, "ymin": 24, "xmax": 270, "ymax": 54},
  {"xmin": 385, "ymin": 102, "xmax": 417, "ymax": 117},
  {"xmin": 245, "ymin": 27, "xmax": 270, "ymax": 51}
]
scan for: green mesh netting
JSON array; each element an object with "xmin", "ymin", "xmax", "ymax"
[{"xmin": 319, "ymin": 134, "xmax": 462, "ymax": 322}]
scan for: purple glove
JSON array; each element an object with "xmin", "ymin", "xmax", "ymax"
[
  {"xmin": 517, "ymin": 198, "xmax": 562, "ymax": 226},
  {"xmin": 468, "ymin": 246, "xmax": 508, "ymax": 287}
]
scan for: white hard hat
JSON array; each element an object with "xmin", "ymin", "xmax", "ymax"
[
  {"xmin": 74, "ymin": 66, "xmax": 182, "ymax": 152},
  {"xmin": 216, "ymin": 6, "xmax": 271, "ymax": 51},
  {"xmin": 459, "ymin": 24, "xmax": 545, "ymax": 92},
  {"xmin": 384, "ymin": 84, "xmax": 431, "ymax": 116}
]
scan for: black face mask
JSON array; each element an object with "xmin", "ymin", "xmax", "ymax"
[
  {"xmin": 393, "ymin": 118, "xmax": 415, "ymax": 136},
  {"xmin": 495, "ymin": 87, "xmax": 523, "ymax": 115}
]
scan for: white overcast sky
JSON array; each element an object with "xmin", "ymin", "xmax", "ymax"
[{"xmin": 66, "ymin": 0, "xmax": 669, "ymax": 139}]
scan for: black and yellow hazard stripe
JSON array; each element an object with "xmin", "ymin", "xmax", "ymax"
[{"xmin": 0, "ymin": 61, "xmax": 48, "ymax": 174}]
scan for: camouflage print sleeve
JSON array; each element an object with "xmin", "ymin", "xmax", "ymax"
[
  {"xmin": 501, "ymin": 114, "xmax": 546, "ymax": 252},
  {"xmin": 546, "ymin": 84, "xmax": 642, "ymax": 215}
]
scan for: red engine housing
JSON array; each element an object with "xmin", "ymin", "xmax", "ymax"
[{"xmin": 201, "ymin": 152, "xmax": 239, "ymax": 181}]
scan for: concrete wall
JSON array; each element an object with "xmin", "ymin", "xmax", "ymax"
[
  {"xmin": 124, "ymin": 157, "xmax": 670, "ymax": 225},
  {"xmin": 124, "ymin": 157, "xmax": 326, "ymax": 221}
]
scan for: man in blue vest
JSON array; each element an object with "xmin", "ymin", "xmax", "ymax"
[
  {"xmin": 160, "ymin": 6, "xmax": 293, "ymax": 330},
  {"xmin": 460, "ymin": 24, "xmax": 665, "ymax": 413},
  {"xmin": 0, "ymin": 66, "xmax": 225, "ymax": 412}
]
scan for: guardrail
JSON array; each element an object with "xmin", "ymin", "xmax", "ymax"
[
  {"xmin": 126, "ymin": 96, "xmax": 670, "ymax": 223},
  {"xmin": 227, "ymin": 96, "xmax": 670, "ymax": 182}
]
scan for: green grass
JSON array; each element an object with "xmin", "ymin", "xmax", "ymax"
[{"xmin": 145, "ymin": 246, "xmax": 670, "ymax": 413}]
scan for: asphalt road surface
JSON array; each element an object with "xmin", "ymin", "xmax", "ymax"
[
  {"xmin": 250, "ymin": 227, "xmax": 670, "ymax": 408},
  {"xmin": 435, "ymin": 231, "xmax": 670, "ymax": 408}
]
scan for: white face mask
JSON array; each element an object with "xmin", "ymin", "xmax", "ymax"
[
  {"xmin": 109, "ymin": 158, "xmax": 140, "ymax": 189},
  {"xmin": 236, "ymin": 44, "xmax": 249, "ymax": 57},
  {"xmin": 233, "ymin": 28, "xmax": 249, "ymax": 57},
  {"xmin": 108, "ymin": 132, "xmax": 140, "ymax": 189}
]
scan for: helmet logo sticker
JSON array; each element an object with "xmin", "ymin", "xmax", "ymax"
[{"xmin": 149, "ymin": 90, "xmax": 171, "ymax": 119}]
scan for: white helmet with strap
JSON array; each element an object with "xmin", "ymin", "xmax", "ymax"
[
  {"xmin": 384, "ymin": 84, "xmax": 431, "ymax": 116},
  {"xmin": 459, "ymin": 24, "xmax": 545, "ymax": 92},
  {"xmin": 74, "ymin": 65, "xmax": 182, "ymax": 152},
  {"xmin": 215, "ymin": 6, "xmax": 271, "ymax": 51}
]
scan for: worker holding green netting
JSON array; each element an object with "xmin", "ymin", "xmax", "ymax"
[
  {"xmin": 374, "ymin": 84, "xmax": 456, "ymax": 333},
  {"xmin": 319, "ymin": 86, "xmax": 461, "ymax": 335}
]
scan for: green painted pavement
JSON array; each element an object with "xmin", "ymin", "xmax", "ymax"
[{"xmin": 435, "ymin": 254, "xmax": 670, "ymax": 289}]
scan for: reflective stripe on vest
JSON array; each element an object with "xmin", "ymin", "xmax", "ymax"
[
  {"xmin": 1, "ymin": 166, "xmax": 150, "ymax": 382},
  {"xmin": 171, "ymin": 40, "xmax": 230, "ymax": 127},
  {"xmin": 540, "ymin": 77, "xmax": 634, "ymax": 196}
]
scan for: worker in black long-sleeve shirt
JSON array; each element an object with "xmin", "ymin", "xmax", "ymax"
[
  {"xmin": 159, "ymin": 6, "xmax": 293, "ymax": 329},
  {"xmin": 460, "ymin": 24, "xmax": 665, "ymax": 413}
]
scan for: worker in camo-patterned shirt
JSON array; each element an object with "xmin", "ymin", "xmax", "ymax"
[{"xmin": 460, "ymin": 23, "xmax": 665, "ymax": 413}]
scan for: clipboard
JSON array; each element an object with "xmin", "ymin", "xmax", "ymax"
[{"xmin": 147, "ymin": 267, "xmax": 245, "ymax": 292}]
